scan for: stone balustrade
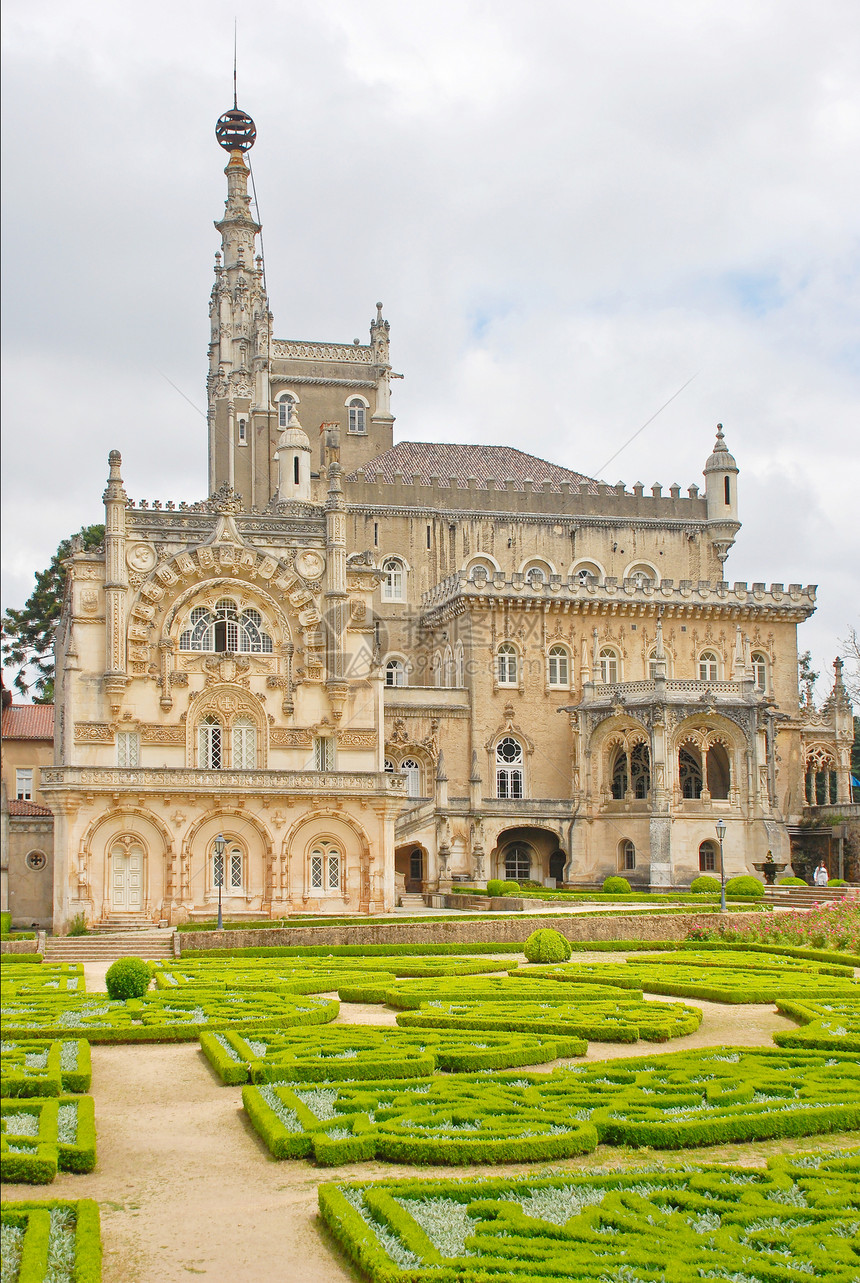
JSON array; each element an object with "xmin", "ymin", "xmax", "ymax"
[{"xmin": 39, "ymin": 766, "xmax": 406, "ymax": 795}]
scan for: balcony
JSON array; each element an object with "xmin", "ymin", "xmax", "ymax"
[{"xmin": 39, "ymin": 766, "xmax": 407, "ymax": 797}]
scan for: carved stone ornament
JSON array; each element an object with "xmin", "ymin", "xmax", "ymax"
[
  {"xmin": 295, "ymin": 550, "xmax": 326, "ymax": 581},
  {"xmin": 203, "ymin": 654, "xmax": 251, "ymax": 686},
  {"xmin": 74, "ymin": 722, "xmax": 114, "ymax": 743},
  {"xmin": 80, "ymin": 589, "xmax": 100, "ymax": 615},
  {"xmin": 390, "ymin": 717, "xmax": 409, "ymax": 744},
  {"xmin": 270, "ymin": 728, "xmax": 314, "ymax": 748},
  {"xmin": 338, "ymin": 730, "xmax": 377, "ymax": 749},
  {"xmin": 127, "ymin": 543, "xmax": 158, "ymax": 573}
]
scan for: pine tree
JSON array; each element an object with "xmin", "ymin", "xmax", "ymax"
[{"xmin": 2, "ymin": 524, "xmax": 105, "ymax": 702}]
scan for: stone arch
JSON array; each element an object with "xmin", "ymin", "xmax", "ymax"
[
  {"xmin": 78, "ymin": 806, "xmax": 174, "ymax": 922},
  {"xmin": 803, "ymin": 742, "xmax": 838, "ymax": 805},
  {"xmin": 280, "ymin": 810, "xmax": 374, "ymax": 910},
  {"xmin": 673, "ymin": 716, "xmax": 742, "ymax": 802},
  {"xmin": 164, "ymin": 577, "xmax": 292, "ymax": 648},
  {"xmin": 595, "ymin": 719, "xmax": 651, "ymax": 802},
  {"xmin": 490, "ymin": 824, "xmax": 563, "ymax": 884},
  {"xmin": 186, "ymin": 683, "xmax": 269, "ymax": 768},
  {"xmin": 181, "ymin": 808, "xmax": 275, "ymax": 908}
]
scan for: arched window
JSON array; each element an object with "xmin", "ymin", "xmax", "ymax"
[
  {"xmin": 212, "ymin": 838, "xmax": 243, "ymax": 892},
  {"xmin": 382, "ymin": 558, "xmax": 405, "ymax": 601},
  {"xmin": 385, "ymin": 659, "xmax": 406, "ymax": 687},
  {"xmin": 455, "ymin": 644, "xmax": 465, "ymax": 687},
  {"xmin": 698, "ymin": 651, "xmax": 719, "ymax": 682},
  {"xmin": 526, "ymin": 567, "xmax": 545, "ymax": 587},
  {"xmin": 278, "ymin": 393, "xmax": 296, "ymax": 427},
  {"xmin": 384, "ymin": 758, "xmax": 395, "ymax": 773},
  {"xmin": 547, "ymin": 644, "xmax": 569, "ymax": 687},
  {"xmin": 751, "ymin": 652, "xmax": 767, "ymax": 691},
  {"xmin": 626, "ymin": 564, "xmax": 656, "ymax": 589},
  {"xmin": 199, "ymin": 718, "xmax": 223, "ymax": 770},
  {"xmin": 630, "ymin": 743, "xmax": 650, "ymax": 798},
  {"xmin": 503, "ymin": 842, "xmax": 532, "ymax": 881},
  {"xmin": 699, "ymin": 841, "xmax": 717, "ymax": 872},
  {"xmin": 599, "ymin": 648, "xmax": 619, "ymax": 684},
  {"xmin": 310, "ymin": 840, "xmax": 342, "ymax": 892},
  {"xmin": 706, "ymin": 743, "xmax": 731, "ymax": 799},
  {"xmin": 497, "ymin": 642, "xmax": 518, "ymax": 686},
  {"xmin": 180, "ymin": 600, "xmax": 273, "ymax": 654},
  {"xmin": 232, "ymin": 719, "xmax": 257, "ymax": 770},
  {"xmin": 619, "ymin": 840, "xmax": 636, "ymax": 871},
  {"xmin": 611, "ymin": 749, "xmax": 628, "ymax": 800},
  {"xmin": 400, "ymin": 758, "xmax": 422, "ymax": 799},
  {"xmin": 347, "ymin": 398, "xmax": 367, "ymax": 434},
  {"xmin": 432, "ymin": 653, "xmax": 442, "ymax": 687},
  {"xmin": 679, "ymin": 746, "xmax": 703, "ymax": 799},
  {"xmin": 496, "ymin": 736, "xmax": 524, "ymax": 799},
  {"xmin": 443, "ymin": 647, "xmax": 455, "ymax": 688},
  {"xmin": 572, "ymin": 562, "xmax": 601, "ymax": 585},
  {"xmin": 648, "ymin": 651, "xmax": 659, "ymax": 680}
]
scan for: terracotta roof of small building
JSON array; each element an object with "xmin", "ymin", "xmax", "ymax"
[
  {"xmin": 346, "ymin": 442, "xmax": 598, "ymax": 492},
  {"xmin": 7, "ymin": 799, "xmax": 53, "ymax": 817},
  {"xmin": 1, "ymin": 704, "xmax": 55, "ymax": 740}
]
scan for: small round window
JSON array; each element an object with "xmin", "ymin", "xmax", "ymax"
[{"xmin": 26, "ymin": 851, "xmax": 47, "ymax": 871}]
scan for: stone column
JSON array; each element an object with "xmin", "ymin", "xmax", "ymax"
[{"xmin": 102, "ymin": 451, "xmax": 128, "ymax": 717}]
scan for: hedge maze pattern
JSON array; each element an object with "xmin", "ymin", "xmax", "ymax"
[
  {"xmin": 394, "ymin": 996, "xmax": 702, "ymax": 1043},
  {"xmin": 242, "ymin": 1047, "xmax": 860, "ymax": 1167},
  {"xmin": 0, "ymin": 961, "xmax": 85, "ymax": 996},
  {"xmin": 1, "ymin": 1040, "xmax": 92, "ymax": 1097},
  {"xmin": 1, "ymin": 1096, "xmax": 97, "ymax": 1184},
  {"xmin": 0, "ymin": 1199, "xmax": 101, "ymax": 1283},
  {"xmin": 774, "ymin": 998, "xmax": 860, "ymax": 1052},
  {"xmin": 320, "ymin": 1151, "xmax": 860, "ymax": 1283},
  {"xmin": 201, "ymin": 1026, "xmax": 587, "ymax": 1085}
]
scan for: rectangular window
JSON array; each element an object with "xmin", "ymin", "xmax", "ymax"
[
  {"xmin": 16, "ymin": 769, "xmax": 33, "ymax": 801},
  {"xmin": 117, "ymin": 732, "xmax": 140, "ymax": 768},
  {"xmin": 314, "ymin": 737, "xmax": 335, "ymax": 771},
  {"xmin": 426, "ymin": 524, "xmax": 431, "ymax": 549},
  {"xmin": 213, "ymin": 851, "xmax": 224, "ymax": 888},
  {"xmin": 229, "ymin": 850, "xmax": 243, "ymax": 889},
  {"xmin": 373, "ymin": 522, "xmax": 379, "ymax": 547},
  {"xmin": 237, "ymin": 418, "xmax": 248, "ymax": 444},
  {"xmin": 496, "ymin": 768, "xmax": 523, "ymax": 799},
  {"xmin": 311, "ymin": 853, "xmax": 324, "ymax": 889},
  {"xmin": 327, "ymin": 852, "xmax": 340, "ymax": 890}
]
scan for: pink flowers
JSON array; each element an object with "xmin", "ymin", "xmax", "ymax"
[{"xmin": 684, "ymin": 896, "xmax": 860, "ymax": 951}]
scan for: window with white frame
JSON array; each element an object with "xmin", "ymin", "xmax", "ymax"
[
  {"xmin": 495, "ymin": 736, "xmax": 524, "ymax": 799},
  {"xmin": 648, "ymin": 651, "xmax": 659, "ymax": 680},
  {"xmin": 347, "ymin": 398, "xmax": 367, "ymax": 434},
  {"xmin": 573, "ymin": 563, "xmax": 600, "ymax": 585},
  {"xmin": 699, "ymin": 841, "xmax": 717, "ymax": 872},
  {"xmin": 385, "ymin": 658, "xmax": 406, "ymax": 687},
  {"xmin": 497, "ymin": 642, "xmax": 518, "ymax": 686},
  {"xmin": 619, "ymin": 840, "xmax": 636, "ymax": 871},
  {"xmin": 310, "ymin": 840, "xmax": 342, "ymax": 891},
  {"xmin": 232, "ymin": 719, "xmax": 257, "ymax": 770},
  {"xmin": 212, "ymin": 841, "xmax": 243, "ymax": 892},
  {"xmin": 698, "ymin": 651, "xmax": 719, "ymax": 682},
  {"xmin": 237, "ymin": 418, "xmax": 248, "ymax": 444},
  {"xmin": 525, "ymin": 566, "xmax": 546, "ymax": 587},
  {"xmin": 627, "ymin": 564, "xmax": 656, "ymax": 588},
  {"xmin": 382, "ymin": 558, "xmax": 405, "ymax": 601},
  {"xmin": 399, "ymin": 758, "xmax": 422, "ymax": 798},
  {"xmin": 443, "ymin": 647, "xmax": 455, "ymax": 687},
  {"xmin": 547, "ymin": 644, "xmax": 569, "ymax": 686},
  {"xmin": 314, "ymin": 737, "xmax": 335, "ymax": 771},
  {"xmin": 278, "ymin": 394, "xmax": 296, "ymax": 427},
  {"xmin": 179, "ymin": 598, "xmax": 273, "ymax": 654},
  {"xmin": 117, "ymin": 731, "xmax": 140, "ymax": 768},
  {"xmin": 15, "ymin": 769, "xmax": 33, "ymax": 801},
  {"xmin": 751, "ymin": 652, "xmax": 768, "ymax": 691},
  {"xmin": 199, "ymin": 718, "xmax": 223, "ymax": 769},
  {"xmin": 503, "ymin": 842, "xmax": 532, "ymax": 881},
  {"xmin": 598, "ymin": 648, "xmax": 619, "ymax": 684}
]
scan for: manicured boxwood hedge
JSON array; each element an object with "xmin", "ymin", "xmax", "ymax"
[
  {"xmin": 243, "ymin": 1046, "xmax": 860, "ymax": 1168},
  {"xmin": 154, "ymin": 955, "xmax": 513, "ymax": 994},
  {"xmin": 1, "ymin": 989, "xmax": 339, "ymax": 1043},
  {"xmin": 0, "ymin": 961, "xmax": 85, "ymax": 995},
  {"xmin": 1, "ymin": 1040, "xmax": 92, "ymax": 1096},
  {"xmin": 200, "ymin": 1025, "xmax": 587, "ymax": 1085},
  {"xmin": 773, "ymin": 997, "xmax": 860, "ymax": 1052},
  {"xmin": 1, "ymin": 1199, "xmax": 101, "ymax": 1282},
  {"xmin": 395, "ymin": 995, "xmax": 702, "ymax": 1043},
  {"xmin": 319, "ymin": 1150, "xmax": 860, "ymax": 1282},
  {"xmin": 336, "ymin": 976, "xmax": 642, "ymax": 1006},
  {"xmin": 184, "ymin": 942, "xmax": 523, "ymax": 958},
  {"xmin": 1, "ymin": 1095, "xmax": 96, "ymax": 1184}
]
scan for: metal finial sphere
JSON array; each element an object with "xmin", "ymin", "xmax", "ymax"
[{"xmin": 216, "ymin": 108, "xmax": 256, "ymax": 153}]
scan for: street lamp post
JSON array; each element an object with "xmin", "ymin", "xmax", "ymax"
[
  {"xmin": 213, "ymin": 833, "xmax": 226, "ymax": 931},
  {"xmin": 715, "ymin": 818, "xmax": 727, "ymax": 913}
]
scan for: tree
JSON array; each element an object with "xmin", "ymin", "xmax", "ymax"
[
  {"xmin": 2, "ymin": 524, "xmax": 104, "ymax": 702},
  {"xmin": 839, "ymin": 626, "xmax": 860, "ymax": 702},
  {"xmin": 798, "ymin": 650, "xmax": 819, "ymax": 707}
]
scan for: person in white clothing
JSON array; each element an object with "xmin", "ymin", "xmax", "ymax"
[{"xmin": 813, "ymin": 862, "xmax": 829, "ymax": 886}]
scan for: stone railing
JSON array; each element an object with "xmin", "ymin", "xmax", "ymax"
[
  {"xmin": 40, "ymin": 767, "xmax": 407, "ymax": 796},
  {"xmin": 588, "ymin": 678, "xmax": 747, "ymax": 702},
  {"xmin": 271, "ymin": 339, "xmax": 375, "ymax": 364}
]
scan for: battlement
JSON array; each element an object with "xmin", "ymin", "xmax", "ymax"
[
  {"xmin": 421, "ymin": 571, "xmax": 817, "ymax": 620},
  {"xmin": 271, "ymin": 338, "xmax": 376, "ymax": 365}
]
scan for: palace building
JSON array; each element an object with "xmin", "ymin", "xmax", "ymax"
[{"xmin": 13, "ymin": 103, "xmax": 853, "ymax": 930}]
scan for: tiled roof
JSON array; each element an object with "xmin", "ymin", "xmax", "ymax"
[
  {"xmin": 346, "ymin": 442, "xmax": 598, "ymax": 492},
  {"xmin": 1, "ymin": 704, "xmax": 55, "ymax": 741},
  {"xmin": 7, "ymin": 799, "xmax": 53, "ymax": 817}
]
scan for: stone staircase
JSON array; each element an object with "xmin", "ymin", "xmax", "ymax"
[
  {"xmin": 763, "ymin": 885, "xmax": 857, "ymax": 909},
  {"xmin": 43, "ymin": 929, "xmax": 177, "ymax": 962},
  {"xmin": 397, "ymin": 893, "xmax": 429, "ymax": 913}
]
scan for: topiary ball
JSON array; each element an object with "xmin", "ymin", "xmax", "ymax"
[
  {"xmin": 486, "ymin": 879, "xmax": 506, "ymax": 897},
  {"xmin": 500, "ymin": 880, "xmax": 521, "ymax": 896},
  {"xmin": 690, "ymin": 875, "xmax": 721, "ymax": 894},
  {"xmin": 602, "ymin": 876, "xmax": 631, "ymax": 895},
  {"xmin": 778, "ymin": 876, "xmax": 808, "ymax": 887},
  {"xmin": 524, "ymin": 928, "xmax": 572, "ymax": 963},
  {"xmin": 105, "ymin": 957, "xmax": 152, "ymax": 1000},
  {"xmin": 827, "ymin": 878, "xmax": 849, "ymax": 887},
  {"xmin": 725, "ymin": 875, "xmax": 764, "ymax": 898}
]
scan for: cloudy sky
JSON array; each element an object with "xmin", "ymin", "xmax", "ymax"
[{"xmin": 2, "ymin": 0, "xmax": 858, "ymax": 695}]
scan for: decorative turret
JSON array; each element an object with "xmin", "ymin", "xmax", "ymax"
[
  {"xmin": 102, "ymin": 450, "xmax": 128, "ymax": 715},
  {"xmin": 703, "ymin": 424, "xmax": 740, "ymax": 566},
  {"xmin": 274, "ymin": 405, "xmax": 311, "ymax": 502}
]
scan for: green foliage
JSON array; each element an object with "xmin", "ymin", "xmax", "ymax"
[
  {"xmin": 67, "ymin": 912, "xmax": 90, "ymax": 937},
  {"xmin": 523, "ymin": 927, "xmax": 572, "ymax": 963},
  {"xmin": 684, "ymin": 898, "xmax": 860, "ymax": 952},
  {"xmin": 1, "ymin": 961, "xmax": 85, "ymax": 996},
  {"xmin": 395, "ymin": 995, "xmax": 701, "ymax": 1043},
  {"xmin": 829, "ymin": 878, "xmax": 849, "ymax": 886},
  {"xmin": 184, "ymin": 941, "xmax": 523, "ymax": 958},
  {"xmin": 104, "ymin": 957, "xmax": 152, "ymax": 1000},
  {"xmin": 243, "ymin": 1047, "xmax": 860, "ymax": 1167},
  {"xmin": 485, "ymin": 879, "xmax": 505, "ymax": 896},
  {"xmin": 602, "ymin": 875, "xmax": 631, "ymax": 894},
  {"xmin": 725, "ymin": 874, "xmax": 764, "ymax": 897},
  {"xmin": 773, "ymin": 997, "xmax": 860, "ymax": 1052},
  {"xmin": 0, "ymin": 1040, "xmax": 91, "ymax": 1096},
  {"xmin": 319, "ymin": 1151, "xmax": 860, "ymax": 1282},
  {"xmin": 0, "ymin": 1200, "xmax": 101, "ymax": 1282},
  {"xmin": 1, "ymin": 523, "xmax": 104, "ymax": 699},
  {"xmin": 779, "ymin": 876, "xmax": 809, "ymax": 886},
  {"xmin": 0, "ymin": 911, "xmax": 10, "ymax": 934},
  {"xmin": 690, "ymin": 874, "xmax": 721, "ymax": 893},
  {"xmin": 0, "ymin": 1096, "xmax": 96, "ymax": 1183}
]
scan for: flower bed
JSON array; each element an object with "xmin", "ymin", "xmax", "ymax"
[
  {"xmin": 773, "ymin": 997, "xmax": 860, "ymax": 1052},
  {"xmin": 319, "ymin": 1149, "xmax": 860, "ymax": 1282},
  {"xmin": 243, "ymin": 1046, "xmax": 859, "ymax": 1166},
  {"xmin": 200, "ymin": 1025, "xmax": 586, "ymax": 1085},
  {"xmin": 685, "ymin": 897, "xmax": 860, "ymax": 952},
  {"xmin": 1, "ymin": 989, "xmax": 339, "ymax": 1043},
  {"xmin": 0, "ymin": 1199, "xmax": 101, "ymax": 1281},
  {"xmin": 1, "ymin": 1096, "xmax": 96, "ymax": 1184},
  {"xmin": 1, "ymin": 1040, "xmax": 92, "ymax": 1097}
]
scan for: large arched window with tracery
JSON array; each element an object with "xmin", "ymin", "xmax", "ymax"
[
  {"xmin": 310, "ymin": 840, "xmax": 342, "ymax": 892},
  {"xmin": 497, "ymin": 642, "xmax": 518, "ymax": 686},
  {"xmin": 180, "ymin": 598, "xmax": 273, "ymax": 654},
  {"xmin": 496, "ymin": 736, "xmax": 524, "ymax": 799},
  {"xmin": 610, "ymin": 741, "xmax": 650, "ymax": 800},
  {"xmin": 679, "ymin": 746, "xmax": 704, "ymax": 799}
]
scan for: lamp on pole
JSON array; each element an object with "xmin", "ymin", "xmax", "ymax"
[
  {"xmin": 213, "ymin": 833, "xmax": 226, "ymax": 931},
  {"xmin": 715, "ymin": 818, "xmax": 727, "ymax": 913}
]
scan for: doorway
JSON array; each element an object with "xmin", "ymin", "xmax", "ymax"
[{"xmin": 110, "ymin": 843, "xmax": 144, "ymax": 912}]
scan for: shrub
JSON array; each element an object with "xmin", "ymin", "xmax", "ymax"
[
  {"xmin": 486, "ymin": 879, "xmax": 506, "ymax": 897},
  {"xmin": 0, "ymin": 911, "xmax": 11, "ymax": 934},
  {"xmin": 500, "ymin": 880, "xmax": 521, "ymax": 896},
  {"xmin": 725, "ymin": 875, "xmax": 764, "ymax": 898},
  {"xmin": 778, "ymin": 876, "xmax": 808, "ymax": 886},
  {"xmin": 67, "ymin": 912, "xmax": 90, "ymax": 937},
  {"xmin": 690, "ymin": 875, "xmax": 721, "ymax": 894},
  {"xmin": 104, "ymin": 958, "xmax": 152, "ymax": 1000},
  {"xmin": 602, "ymin": 876, "xmax": 631, "ymax": 894},
  {"xmin": 828, "ymin": 878, "xmax": 849, "ymax": 887},
  {"xmin": 523, "ymin": 928, "xmax": 572, "ymax": 963}
]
